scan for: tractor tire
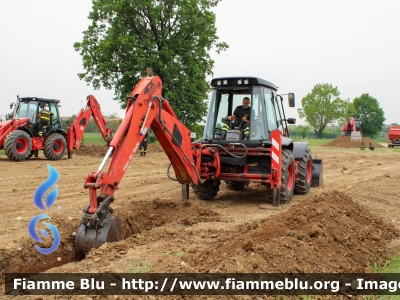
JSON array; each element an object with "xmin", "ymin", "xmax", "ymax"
[
  {"xmin": 43, "ymin": 133, "xmax": 66, "ymax": 160},
  {"xmin": 4, "ymin": 130, "xmax": 32, "ymax": 161},
  {"xmin": 279, "ymin": 149, "xmax": 295, "ymax": 204},
  {"xmin": 191, "ymin": 181, "xmax": 220, "ymax": 200},
  {"xmin": 294, "ymin": 148, "xmax": 312, "ymax": 195},
  {"xmin": 225, "ymin": 181, "xmax": 246, "ymax": 190}
]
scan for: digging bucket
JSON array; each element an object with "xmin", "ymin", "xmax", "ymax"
[{"xmin": 351, "ymin": 131, "xmax": 362, "ymax": 141}]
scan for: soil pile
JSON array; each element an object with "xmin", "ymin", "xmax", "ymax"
[
  {"xmin": 321, "ymin": 136, "xmax": 384, "ymax": 148},
  {"xmin": 0, "ymin": 212, "xmax": 80, "ymax": 280},
  {"xmin": 73, "ymin": 143, "xmax": 164, "ymax": 157},
  {"xmin": 183, "ymin": 191, "xmax": 397, "ymax": 273},
  {"xmin": 0, "ymin": 199, "xmax": 220, "ymax": 279},
  {"xmin": 73, "ymin": 144, "xmax": 109, "ymax": 157},
  {"xmin": 147, "ymin": 144, "xmax": 164, "ymax": 153},
  {"xmin": 116, "ymin": 199, "xmax": 220, "ymax": 238}
]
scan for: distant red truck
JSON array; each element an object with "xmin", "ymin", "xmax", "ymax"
[{"xmin": 388, "ymin": 126, "xmax": 400, "ymax": 148}]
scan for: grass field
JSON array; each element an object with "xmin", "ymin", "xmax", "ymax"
[
  {"xmin": 82, "ymin": 133, "xmax": 337, "ymax": 146},
  {"xmin": 81, "ymin": 132, "xmax": 108, "ymax": 145}
]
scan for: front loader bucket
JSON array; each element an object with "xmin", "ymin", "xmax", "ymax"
[
  {"xmin": 351, "ymin": 131, "xmax": 362, "ymax": 141},
  {"xmin": 311, "ymin": 158, "xmax": 323, "ymax": 187},
  {"xmin": 76, "ymin": 213, "xmax": 123, "ymax": 256}
]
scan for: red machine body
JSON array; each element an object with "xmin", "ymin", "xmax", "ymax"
[
  {"xmin": 388, "ymin": 126, "xmax": 400, "ymax": 148},
  {"xmin": 75, "ymin": 74, "xmax": 323, "ymax": 255},
  {"xmin": 0, "ymin": 118, "xmax": 30, "ymax": 149},
  {"xmin": 342, "ymin": 117, "xmax": 362, "ymax": 141}
]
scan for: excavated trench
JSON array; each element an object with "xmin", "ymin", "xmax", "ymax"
[{"xmin": 0, "ymin": 198, "xmax": 219, "ymax": 281}]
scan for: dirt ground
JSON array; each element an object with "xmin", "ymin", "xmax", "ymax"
[{"xmin": 1, "ymin": 137, "xmax": 400, "ymax": 299}]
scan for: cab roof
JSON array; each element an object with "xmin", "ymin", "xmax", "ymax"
[
  {"xmin": 19, "ymin": 97, "xmax": 60, "ymax": 104},
  {"xmin": 211, "ymin": 76, "xmax": 278, "ymax": 91}
]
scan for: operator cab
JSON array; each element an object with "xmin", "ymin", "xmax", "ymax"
[
  {"xmin": 203, "ymin": 77, "xmax": 295, "ymax": 144},
  {"xmin": 14, "ymin": 97, "xmax": 63, "ymax": 136}
]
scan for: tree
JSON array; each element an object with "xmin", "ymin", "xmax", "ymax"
[
  {"xmin": 297, "ymin": 84, "xmax": 352, "ymax": 138},
  {"xmin": 353, "ymin": 93, "xmax": 385, "ymax": 137},
  {"xmin": 102, "ymin": 112, "xmax": 120, "ymax": 119},
  {"xmin": 300, "ymin": 125, "xmax": 310, "ymax": 139},
  {"xmin": 74, "ymin": 0, "xmax": 228, "ymax": 126}
]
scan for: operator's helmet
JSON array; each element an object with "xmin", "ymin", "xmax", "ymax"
[{"xmin": 40, "ymin": 103, "xmax": 45, "ymax": 109}]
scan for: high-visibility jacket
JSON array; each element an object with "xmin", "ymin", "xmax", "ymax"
[{"xmin": 39, "ymin": 109, "xmax": 51, "ymax": 121}]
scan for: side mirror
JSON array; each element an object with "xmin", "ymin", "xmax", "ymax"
[
  {"xmin": 9, "ymin": 103, "xmax": 14, "ymax": 109},
  {"xmin": 287, "ymin": 118, "xmax": 296, "ymax": 124},
  {"xmin": 288, "ymin": 93, "xmax": 295, "ymax": 107}
]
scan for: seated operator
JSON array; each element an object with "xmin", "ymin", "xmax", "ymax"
[{"xmin": 219, "ymin": 97, "xmax": 253, "ymax": 140}]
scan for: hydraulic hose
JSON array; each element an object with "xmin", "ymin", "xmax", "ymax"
[
  {"xmin": 166, "ymin": 163, "xmax": 178, "ymax": 181},
  {"xmin": 201, "ymin": 142, "xmax": 248, "ymax": 158}
]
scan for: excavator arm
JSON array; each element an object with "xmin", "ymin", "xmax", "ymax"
[
  {"xmin": 76, "ymin": 75, "xmax": 221, "ymax": 255},
  {"xmin": 66, "ymin": 95, "xmax": 113, "ymax": 158}
]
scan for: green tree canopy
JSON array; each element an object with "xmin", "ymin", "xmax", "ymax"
[
  {"xmin": 74, "ymin": 0, "xmax": 227, "ymax": 125},
  {"xmin": 297, "ymin": 83, "xmax": 353, "ymax": 138},
  {"xmin": 353, "ymin": 93, "xmax": 385, "ymax": 137}
]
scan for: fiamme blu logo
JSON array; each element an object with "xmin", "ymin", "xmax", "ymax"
[{"xmin": 28, "ymin": 164, "xmax": 60, "ymax": 254}]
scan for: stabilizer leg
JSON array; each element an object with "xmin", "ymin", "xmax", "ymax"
[{"xmin": 272, "ymin": 188, "xmax": 280, "ymax": 207}]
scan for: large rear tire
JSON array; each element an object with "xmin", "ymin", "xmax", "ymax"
[
  {"xmin": 192, "ymin": 181, "xmax": 220, "ymax": 200},
  {"xmin": 280, "ymin": 149, "xmax": 295, "ymax": 204},
  {"xmin": 294, "ymin": 148, "xmax": 312, "ymax": 195},
  {"xmin": 44, "ymin": 133, "xmax": 66, "ymax": 160},
  {"xmin": 4, "ymin": 130, "xmax": 32, "ymax": 161},
  {"xmin": 225, "ymin": 181, "xmax": 246, "ymax": 190}
]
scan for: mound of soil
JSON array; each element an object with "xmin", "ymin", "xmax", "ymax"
[
  {"xmin": 0, "ymin": 199, "xmax": 220, "ymax": 280},
  {"xmin": 116, "ymin": 199, "xmax": 220, "ymax": 238},
  {"xmin": 0, "ymin": 212, "xmax": 80, "ymax": 280},
  {"xmin": 147, "ymin": 144, "xmax": 164, "ymax": 153},
  {"xmin": 73, "ymin": 143, "xmax": 164, "ymax": 157},
  {"xmin": 73, "ymin": 144, "xmax": 109, "ymax": 157},
  {"xmin": 183, "ymin": 191, "xmax": 398, "ymax": 273},
  {"xmin": 321, "ymin": 136, "xmax": 384, "ymax": 148}
]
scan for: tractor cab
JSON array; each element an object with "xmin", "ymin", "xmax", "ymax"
[
  {"xmin": 14, "ymin": 97, "xmax": 63, "ymax": 136},
  {"xmin": 203, "ymin": 77, "xmax": 295, "ymax": 144}
]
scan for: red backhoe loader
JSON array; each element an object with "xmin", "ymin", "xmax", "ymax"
[
  {"xmin": 75, "ymin": 74, "xmax": 324, "ymax": 255},
  {"xmin": 0, "ymin": 95, "xmax": 113, "ymax": 161}
]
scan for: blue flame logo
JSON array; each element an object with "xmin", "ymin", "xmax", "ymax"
[
  {"xmin": 34, "ymin": 164, "xmax": 59, "ymax": 210},
  {"xmin": 28, "ymin": 164, "xmax": 60, "ymax": 255}
]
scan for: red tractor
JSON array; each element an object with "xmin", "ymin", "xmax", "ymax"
[
  {"xmin": 341, "ymin": 117, "xmax": 362, "ymax": 141},
  {"xmin": 0, "ymin": 95, "xmax": 113, "ymax": 161},
  {"xmin": 75, "ymin": 74, "xmax": 324, "ymax": 255}
]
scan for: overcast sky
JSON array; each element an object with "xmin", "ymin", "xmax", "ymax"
[{"xmin": 1, "ymin": 0, "xmax": 399, "ymax": 125}]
